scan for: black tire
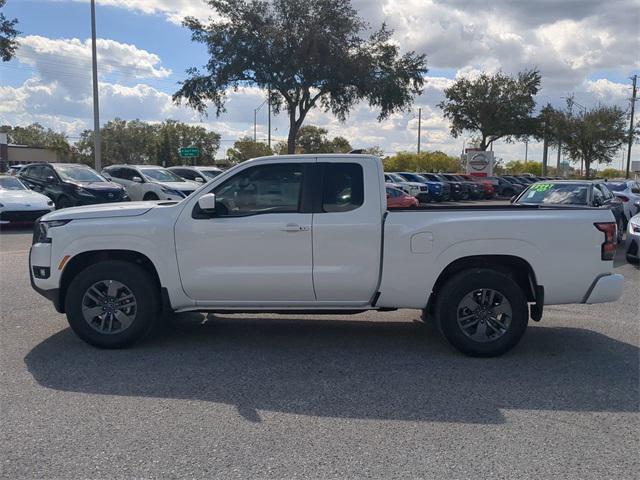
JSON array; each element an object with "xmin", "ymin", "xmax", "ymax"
[
  {"xmin": 627, "ymin": 254, "xmax": 639, "ymax": 264},
  {"xmin": 434, "ymin": 268, "xmax": 529, "ymax": 357},
  {"xmin": 65, "ymin": 260, "xmax": 160, "ymax": 348},
  {"xmin": 143, "ymin": 192, "xmax": 160, "ymax": 201},
  {"xmin": 56, "ymin": 196, "xmax": 72, "ymax": 209}
]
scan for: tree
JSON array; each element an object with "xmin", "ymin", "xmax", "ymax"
[
  {"xmin": 226, "ymin": 136, "xmax": 273, "ymax": 163},
  {"xmin": 0, "ymin": 0, "xmax": 19, "ymax": 62},
  {"xmin": 174, "ymin": 0, "xmax": 427, "ymax": 154},
  {"xmin": 438, "ymin": 69, "xmax": 541, "ymax": 150},
  {"xmin": 563, "ymin": 105, "xmax": 628, "ymax": 178},
  {"xmin": 295, "ymin": 125, "xmax": 352, "ymax": 153},
  {"xmin": 383, "ymin": 151, "xmax": 461, "ymax": 173},
  {"xmin": 74, "ymin": 119, "xmax": 221, "ymax": 166},
  {"xmin": 0, "ymin": 123, "xmax": 71, "ymax": 158}
]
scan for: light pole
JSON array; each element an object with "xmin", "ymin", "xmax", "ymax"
[
  {"xmin": 417, "ymin": 107, "xmax": 422, "ymax": 154},
  {"xmin": 253, "ymin": 97, "xmax": 268, "ymax": 143},
  {"xmin": 90, "ymin": 0, "xmax": 101, "ymax": 171}
]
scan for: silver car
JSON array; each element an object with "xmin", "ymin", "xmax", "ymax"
[{"xmin": 626, "ymin": 212, "xmax": 640, "ymax": 264}]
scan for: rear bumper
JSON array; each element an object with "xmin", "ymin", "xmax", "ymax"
[{"xmin": 582, "ymin": 273, "xmax": 624, "ymax": 304}]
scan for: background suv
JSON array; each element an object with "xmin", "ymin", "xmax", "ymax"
[
  {"xmin": 18, "ymin": 163, "xmax": 129, "ymax": 209},
  {"xmin": 103, "ymin": 165, "xmax": 200, "ymax": 201},
  {"xmin": 168, "ymin": 166, "xmax": 223, "ymax": 184}
]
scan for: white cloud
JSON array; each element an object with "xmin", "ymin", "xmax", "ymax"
[{"xmin": 13, "ymin": 35, "xmax": 172, "ymax": 100}]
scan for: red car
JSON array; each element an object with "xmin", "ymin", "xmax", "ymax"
[
  {"xmin": 459, "ymin": 174, "xmax": 495, "ymax": 199},
  {"xmin": 386, "ymin": 185, "xmax": 419, "ymax": 208}
]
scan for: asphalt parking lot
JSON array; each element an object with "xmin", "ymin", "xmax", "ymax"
[{"xmin": 1, "ymin": 226, "xmax": 638, "ymax": 479}]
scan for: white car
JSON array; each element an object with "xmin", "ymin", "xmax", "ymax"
[
  {"xmin": 102, "ymin": 165, "xmax": 200, "ymax": 201},
  {"xmin": 0, "ymin": 176, "xmax": 54, "ymax": 224},
  {"xmin": 168, "ymin": 166, "xmax": 223, "ymax": 184},
  {"xmin": 626, "ymin": 213, "xmax": 640, "ymax": 263},
  {"xmin": 606, "ymin": 180, "xmax": 640, "ymax": 222},
  {"xmin": 30, "ymin": 154, "xmax": 623, "ymax": 357},
  {"xmin": 384, "ymin": 172, "xmax": 430, "ymax": 203}
]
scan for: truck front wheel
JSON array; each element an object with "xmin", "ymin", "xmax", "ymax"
[
  {"xmin": 65, "ymin": 260, "xmax": 160, "ymax": 348},
  {"xmin": 434, "ymin": 268, "xmax": 529, "ymax": 357}
]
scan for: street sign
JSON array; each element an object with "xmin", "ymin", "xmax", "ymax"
[{"xmin": 179, "ymin": 147, "xmax": 200, "ymax": 158}]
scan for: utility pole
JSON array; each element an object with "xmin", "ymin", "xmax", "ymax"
[
  {"xmin": 541, "ymin": 122, "xmax": 549, "ymax": 176},
  {"xmin": 417, "ymin": 108, "xmax": 422, "ymax": 154},
  {"xmin": 524, "ymin": 140, "xmax": 528, "ymax": 166},
  {"xmin": 626, "ymin": 74, "xmax": 637, "ymax": 179},
  {"xmin": 556, "ymin": 139, "xmax": 561, "ymax": 171},
  {"xmin": 90, "ymin": 0, "xmax": 101, "ymax": 171},
  {"xmin": 253, "ymin": 108, "xmax": 257, "ymax": 143},
  {"xmin": 267, "ymin": 89, "xmax": 271, "ymax": 150}
]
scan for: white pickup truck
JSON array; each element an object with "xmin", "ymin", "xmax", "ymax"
[{"xmin": 29, "ymin": 154, "xmax": 624, "ymax": 356}]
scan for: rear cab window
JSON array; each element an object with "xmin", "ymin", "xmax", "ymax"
[{"xmin": 321, "ymin": 163, "xmax": 364, "ymax": 213}]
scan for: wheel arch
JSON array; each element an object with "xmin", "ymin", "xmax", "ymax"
[
  {"xmin": 427, "ymin": 255, "xmax": 540, "ymax": 313},
  {"xmin": 58, "ymin": 250, "xmax": 162, "ymax": 313}
]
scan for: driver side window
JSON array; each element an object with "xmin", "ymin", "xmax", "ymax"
[{"xmin": 212, "ymin": 163, "xmax": 303, "ymax": 216}]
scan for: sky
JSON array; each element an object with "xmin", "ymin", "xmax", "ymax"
[{"xmin": 0, "ymin": 0, "xmax": 639, "ymax": 166}]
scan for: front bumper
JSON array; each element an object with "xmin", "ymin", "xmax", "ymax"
[
  {"xmin": 29, "ymin": 245, "xmax": 63, "ymax": 312},
  {"xmin": 582, "ymin": 274, "xmax": 624, "ymax": 304},
  {"xmin": 0, "ymin": 208, "xmax": 53, "ymax": 223}
]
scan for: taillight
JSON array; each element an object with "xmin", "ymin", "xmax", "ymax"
[
  {"xmin": 594, "ymin": 222, "xmax": 617, "ymax": 260},
  {"xmin": 617, "ymin": 195, "xmax": 629, "ymax": 202}
]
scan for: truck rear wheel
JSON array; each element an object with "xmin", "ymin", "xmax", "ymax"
[
  {"xmin": 434, "ymin": 268, "xmax": 529, "ymax": 357},
  {"xmin": 65, "ymin": 260, "xmax": 159, "ymax": 348}
]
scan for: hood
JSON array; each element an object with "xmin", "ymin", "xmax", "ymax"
[
  {"xmin": 40, "ymin": 201, "xmax": 156, "ymax": 221},
  {"xmin": 0, "ymin": 189, "xmax": 52, "ymax": 206},
  {"xmin": 154, "ymin": 181, "xmax": 199, "ymax": 191},
  {"xmin": 72, "ymin": 181, "xmax": 125, "ymax": 192}
]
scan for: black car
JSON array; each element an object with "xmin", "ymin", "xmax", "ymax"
[
  {"xmin": 484, "ymin": 176, "xmax": 524, "ymax": 198},
  {"xmin": 501, "ymin": 175, "xmax": 530, "ymax": 188},
  {"xmin": 18, "ymin": 163, "xmax": 130, "ymax": 209},
  {"xmin": 514, "ymin": 180, "xmax": 626, "ymax": 241}
]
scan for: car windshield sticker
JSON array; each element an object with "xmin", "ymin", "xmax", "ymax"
[{"xmin": 530, "ymin": 183, "xmax": 553, "ymax": 192}]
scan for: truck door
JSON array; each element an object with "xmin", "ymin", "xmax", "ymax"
[
  {"xmin": 312, "ymin": 160, "xmax": 383, "ymax": 304},
  {"xmin": 174, "ymin": 161, "xmax": 316, "ymax": 304}
]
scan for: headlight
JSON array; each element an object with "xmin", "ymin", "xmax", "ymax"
[
  {"xmin": 74, "ymin": 186, "xmax": 95, "ymax": 197},
  {"xmin": 161, "ymin": 187, "xmax": 185, "ymax": 197},
  {"xmin": 33, "ymin": 220, "xmax": 71, "ymax": 244},
  {"xmin": 47, "ymin": 200, "xmax": 54, "ymax": 206},
  {"xmin": 630, "ymin": 218, "xmax": 640, "ymax": 233}
]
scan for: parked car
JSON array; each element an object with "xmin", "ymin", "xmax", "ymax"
[
  {"xmin": 7, "ymin": 164, "xmax": 25, "ymax": 176},
  {"xmin": 384, "ymin": 172, "xmax": 430, "ymax": 203},
  {"xmin": 605, "ymin": 180, "xmax": 640, "ymax": 222},
  {"xmin": 0, "ymin": 175, "xmax": 54, "ymax": 224},
  {"xmin": 514, "ymin": 180, "xmax": 625, "ymax": 241},
  {"xmin": 457, "ymin": 174, "xmax": 496, "ymax": 199},
  {"xmin": 168, "ymin": 166, "xmax": 223, "ymax": 184},
  {"xmin": 30, "ymin": 154, "xmax": 623, "ymax": 357},
  {"xmin": 386, "ymin": 184, "xmax": 419, "ymax": 209},
  {"xmin": 103, "ymin": 165, "xmax": 200, "ymax": 201},
  {"xmin": 500, "ymin": 175, "xmax": 530, "ymax": 188},
  {"xmin": 625, "ymin": 213, "xmax": 640, "ymax": 263},
  {"xmin": 18, "ymin": 163, "xmax": 129, "ymax": 209},
  {"xmin": 447, "ymin": 174, "xmax": 486, "ymax": 200},
  {"xmin": 427, "ymin": 173, "xmax": 464, "ymax": 200},
  {"xmin": 484, "ymin": 176, "xmax": 524, "ymax": 198},
  {"xmin": 396, "ymin": 172, "xmax": 449, "ymax": 201}
]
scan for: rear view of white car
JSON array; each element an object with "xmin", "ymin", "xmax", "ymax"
[
  {"xmin": 103, "ymin": 165, "xmax": 200, "ymax": 201},
  {"xmin": 607, "ymin": 180, "xmax": 640, "ymax": 223},
  {"xmin": 0, "ymin": 176, "xmax": 54, "ymax": 224}
]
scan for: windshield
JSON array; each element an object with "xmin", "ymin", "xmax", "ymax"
[
  {"xmin": 519, "ymin": 183, "xmax": 590, "ymax": 205},
  {"xmin": 0, "ymin": 176, "xmax": 27, "ymax": 190},
  {"xmin": 400, "ymin": 173, "xmax": 427, "ymax": 183},
  {"xmin": 55, "ymin": 165, "xmax": 105, "ymax": 182},
  {"xmin": 607, "ymin": 183, "xmax": 626, "ymax": 192},
  {"xmin": 141, "ymin": 168, "xmax": 185, "ymax": 182},
  {"xmin": 201, "ymin": 169, "xmax": 222, "ymax": 180},
  {"xmin": 387, "ymin": 173, "xmax": 407, "ymax": 183}
]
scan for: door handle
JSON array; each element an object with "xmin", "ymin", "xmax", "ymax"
[{"xmin": 280, "ymin": 223, "xmax": 309, "ymax": 232}]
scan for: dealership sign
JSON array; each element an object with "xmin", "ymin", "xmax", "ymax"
[{"xmin": 465, "ymin": 150, "xmax": 494, "ymax": 177}]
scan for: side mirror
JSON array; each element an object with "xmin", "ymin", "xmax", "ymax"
[
  {"xmin": 194, "ymin": 177, "xmax": 204, "ymax": 183},
  {"xmin": 593, "ymin": 198, "xmax": 602, "ymax": 207},
  {"xmin": 132, "ymin": 176, "xmax": 142, "ymax": 183},
  {"xmin": 198, "ymin": 193, "xmax": 217, "ymax": 212}
]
